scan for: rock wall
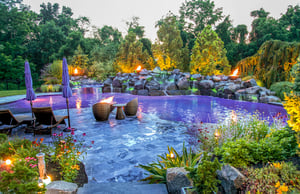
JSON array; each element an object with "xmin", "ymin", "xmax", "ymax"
[{"xmin": 102, "ymin": 67, "xmax": 281, "ymax": 104}]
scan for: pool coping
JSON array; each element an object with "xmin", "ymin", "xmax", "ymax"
[{"xmin": 0, "ymin": 92, "xmax": 61, "ymax": 105}]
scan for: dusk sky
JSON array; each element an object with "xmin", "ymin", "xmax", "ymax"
[{"xmin": 23, "ymin": 0, "xmax": 300, "ymax": 40}]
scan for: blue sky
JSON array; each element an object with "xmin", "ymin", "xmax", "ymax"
[{"xmin": 23, "ymin": 0, "xmax": 300, "ymax": 40}]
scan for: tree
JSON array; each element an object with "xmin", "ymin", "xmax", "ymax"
[
  {"xmin": 179, "ymin": 0, "xmax": 223, "ymax": 35},
  {"xmin": 71, "ymin": 45, "xmax": 89, "ymax": 69},
  {"xmin": 190, "ymin": 25, "xmax": 231, "ymax": 75},
  {"xmin": 153, "ymin": 14, "xmax": 184, "ymax": 70},
  {"xmin": 279, "ymin": 5, "xmax": 300, "ymax": 41},
  {"xmin": 115, "ymin": 31, "xmax": 150, "ymax": 73},
  {"xmin": 293, "ymin": 56, "xmax": 300, "ymax": 93},
  {"xmin": 126, "ymin": 16, "xmax": 145, "ymax": 39}
]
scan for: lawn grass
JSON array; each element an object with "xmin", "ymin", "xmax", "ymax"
[{"xmin": 0, "ymin": 89, "xmax": 27, "ymax": 97}]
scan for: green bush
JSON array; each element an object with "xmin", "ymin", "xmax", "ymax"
[
  {"xmin": 41, "ymin": 60, "xmax": 63, "ymax": 84},
  {"xmin": 138, "ymin": 143, "xmax": 201, "ymax": 184},
  {"xmin": 242, "ymin": 162, "xmax": 300, "ymax": 193},
  {"xmin": 40, "ymin": 84, "xmax": 61, "ymax": 93},
  {"xmin": 185, "ymin": 152, "xmax": 221, "ymax": 194},
  {"xmin": 270, "ymin": 81, "xmax": 294, "ymax": 100}
]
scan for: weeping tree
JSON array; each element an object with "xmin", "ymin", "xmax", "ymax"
[{"xmin": 237, "ymin": 40, "xmax": 300, "ymax": 88}]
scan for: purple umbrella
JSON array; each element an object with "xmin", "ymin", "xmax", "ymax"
[
  {"xmin": 25, "ymin": 61, "xmax": 36, "ymax": 118},
  {"xmin": 62, "ymin": 57, "xmax": 73, "ymax": 130}
]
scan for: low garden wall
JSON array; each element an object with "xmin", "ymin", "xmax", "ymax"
[{"xmin": 102, "ymin": 67, "xmax": 281, "ymax": 104}]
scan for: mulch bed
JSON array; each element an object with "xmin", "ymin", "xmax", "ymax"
[{"xmin": 46, "ymin": 160, "xmax": 88, "ymax": 187}]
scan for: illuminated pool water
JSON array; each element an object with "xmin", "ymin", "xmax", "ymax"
[{"xmin": 1, "ymin": 87, "xmax": 287, "ymax": 124}]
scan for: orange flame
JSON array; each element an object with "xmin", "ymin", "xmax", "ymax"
[
  {"xmin": 231, "ymin": 68, "xmax": 239, "ymax": 76},
  {"xmin": 74, "ymin": 68, "xmax": 78, "ymax": 75},
  {"xmin": 136, "ymin": 65, "xmax": 142, "ymax": 72},
  {"xmin": 100, "ymin": 96, "xmax": 114, "ymax": 104}
]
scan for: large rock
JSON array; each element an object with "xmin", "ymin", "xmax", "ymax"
[
  {"xmin": 172, "ymin": 69, "xmax": 181, "ymax": 74},
  {"xmin": 177, "ymin": 77, "xmax": 190, "ymax": 90},
  {"xmin": 145, "ymin": 80, "xmax": 160, "ymax": 91},
  {"xmin": 46, "ymin": 181, "xmax": 78, "ymax": 194},
  {"xmin": 259, "ymin": 96, "xmax": 281, "ymax": 103},
  {"xmin": 139, "ymin": 69, "xmax": 149, "ymax": 75},
  {"xmin": 112, "ymin": 78, "xmax": 122, "ymax": 88},
  {"xmin": 134, "ymin": 80, "xmax": 145, "ymax": 90},
  {"xmin": 166, "ymin": 82, "xmax": 178, "ymax": 90},
  {"xmin": 244, "ymin": 86, "xmax": 263, "ymax": 94},
  {"xmin": 103, "ymin": 78, "xmax": 113, "ymax": 86},
  {"xmin": 153, "ymin": 66, "xmax": 162, "ymax": 73},
  {"xmin": 212, "ymin": 75, "xmax": 222, "ymax": 82},
  {"xmin": 137, "ymin": 89, "xmax": 149, "ymax": 96},
  {"xmin": 217, "ymin": 164, "xmax": 245, "ymax": 194},
  {"xmin": 167, "ymin": 90, "xmax": 191, "ymax": 95},
  {"xmin": 223, "ymin": 83, "xmax": 241, "ymax": 94},
  {"xmin": 149, "ymin": 90, "xmax": 165, "ymax": 96},
  {"xmin": 191, "ymin": 74, "xmax": 201, "ymax": 81},
  {"xmin": 199, "ymin": 80, "xmax": 214, "ymax": 89},
  {"xmin": 166, "ymin": 167, "xmax": 192, "ymax": 194}
]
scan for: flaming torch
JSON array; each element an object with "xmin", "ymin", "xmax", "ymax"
[
  {"xmin": 229, "ymin": 68, "xmax": 239, "ymax": 80},
  {"xmin": 135, "ymin": 65, "xmax": 142, "ymax": 73}
]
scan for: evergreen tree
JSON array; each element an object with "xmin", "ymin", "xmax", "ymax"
[
  {"xmin": 115, "ymin": 31, "xmax": 150, "ymax": 73},
  {"xmin": 152, "ymin": 14, "xmax": 183, "ymax": 71},
  {"xmin": 71, "ymin": 45, "xmax": 89, "ymax": 68},
  {"xmin": 190, "ymin": 25, "xmax": 231, "ymax": 75}
]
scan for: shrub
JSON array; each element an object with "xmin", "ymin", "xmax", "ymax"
[
  {"xmin": 41, "ymin": 60, "xmax": 63, "ymax": 84},
  {"xmin": 40, "ymin": 84, "xmax": 61, "ymax": 93},
  {"xmin": 270, "ymin": 81, "xmax": 294, "ymax": 100},
  {"xmin": 138, "ymin": 143, "xmax": 201, "ymax": 184},
  {"xmin": 185, "ymin": 152, "xmax": 221, "ymax": 194},
  {"xmin": 242, "ymin": 162, "xmax": 300, "ymax": 193}
]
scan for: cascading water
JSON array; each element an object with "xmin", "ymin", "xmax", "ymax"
[{"xmin": 110, "ymin": 83, "xmax": 113, "ymax": 93}]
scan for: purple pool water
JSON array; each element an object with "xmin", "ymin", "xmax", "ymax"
[{"xmin": 0, "ymin": 87, "xmax": 287, "ymax": 124}]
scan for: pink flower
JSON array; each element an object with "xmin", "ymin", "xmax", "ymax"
[
  {"xmin": 71, "ymin": 131, "xmax": 75, "ymax": 135},
  {"xmin": 82, "ymin": 133, "xmax": 86, "ymax": 136},
  {"xmin": 74, "ymin": 139, "xmax": 77, "ymax": 142},
  {"xmin": 58, "ymin": 132, "xmax": 63, "ymax": 137},
  {"xmin": 53, "ymin": 133, "xmax": 57, "ymax": 136},
  {"xmin": 32, "ymin": 164, "xmax": 37, "ymax": 168},
  {"xmin": 91, "ymin": 141, "xmax": 94, "ymax": 144}
]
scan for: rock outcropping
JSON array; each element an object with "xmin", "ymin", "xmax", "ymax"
[{"xmin": 102, "ymin": 67, "xmax": 281, "ymax": 104}]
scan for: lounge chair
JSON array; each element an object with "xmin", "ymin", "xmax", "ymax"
[
  {"xmin": 32, "ymin": 107, "xmax": 68, "ymax": 136},
  {"xmin": 124, "ymin": 98, "xmax": 138, "ymax": 116},
  {"xmin": 0, "ymin": 109, "xmax": 33, "ymax": 135}
]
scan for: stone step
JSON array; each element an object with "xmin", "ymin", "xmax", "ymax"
[{"xmin": 77, "ymin": 182, "xmax": 168, "ymax": 194}]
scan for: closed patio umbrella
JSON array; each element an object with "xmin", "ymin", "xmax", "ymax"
[
  {"xmin": 25, "ymin": 61, "xmax": 36, "ymax": 118},
  {"xmin": 62, "ymin": 57, "xmax": 73, "ymax": 131}
]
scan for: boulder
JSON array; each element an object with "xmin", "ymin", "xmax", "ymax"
[
  {"xmin": 221, "ymin": 76, "xmax": 229, "ymax": 81},
  {"xmin": 139, "ymin": 69, "xmax": 149, "ymax": 75},
  {"xmin": 112, "ymin": 78, "xmax": 122, "ymax": 88},
  {"xmin": 172, "ymin": 69, "xmax": 181, "ymax": 74},
  {"xmin": 103, "ymin": 78, "xmax": 113, "ymax": 86},
  {"xmin": 217, "ymin": 164, "xmax": 245, "ymax": 194},
  {"xmin": 191, "ymin": 74, "xmax": 202, "ymax": 81},
  {"xmin": 223, "ymin": 83, "xmax": 241, "ymax": 94},
  {"xmin": 244, "ymin": 86, "xmax": 262, "ymax": 94},
  {"xmin": 182, "ymin": 73, "xmax": 191, "ymax": 79},
  {"xmin": 212, "ymin": 75, "xmax": 222, "ymax": 82},
  {"xmin": 177, "ymin": 77, "xmax": 190, "ymax": 90},
  {"xmin": 145, "ymin": 80, "xmax": 160, "ymax": 91},
  {"xmin": 166, "ymin": 82, "xmax": 178, "ymax": 90},
  {"xmin": 46, "ymin": 181, "xmax": 78, "ymax": 194},
  {"xmin": 167, "ymin": 90, "xmax": 191, "ymax": 95},
  {"xmin": 205, "ymin": 75, "xmax": 212, "ymax": 80},
  {"xmin": 259, "ymin": 96, "xmax": 281, "ymax": 103},
  {"xmin": 166, "ymin": 167, "xmax": 192, "ymax": 194},
  {"xmin": 153, "ymin": 66, "xmax": 162, "ymax": 73},
  {"xmin": 242, "ymin": 79, "xmax": 257, "ymax": 88},
  {"xmin": 199, "ymin": 80, "xmax": 214, "ymax": 89},
  {"xmin": 134, "ymin": 80, "xmax": 145, "ymax": 90},
  {"xmin": 149, "ymin": 90, "xmax": 165, "ymax": 96},
  {"xmin": 137, "ymin": 89, "xmax": 149, "ymax": 96}
]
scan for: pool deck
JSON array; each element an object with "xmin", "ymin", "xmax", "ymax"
[{"xmin": 0, "ymin": 92, "xmax": 61, "ymax": 104}]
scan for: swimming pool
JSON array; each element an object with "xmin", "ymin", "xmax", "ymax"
[{"xmin": 0, "ymin": 87, "xmax": 287, "ymax": 124}]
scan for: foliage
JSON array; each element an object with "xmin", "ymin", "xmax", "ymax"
[
  {"xmin": 242, "ymin": 162, "xmax": 300, "ymax": 193},
  {"xmin": 51, "ymin": 131, "xmax": 92, "ymax": 182},
  {"xmin": 41, "ymin": 60, "xmax": 63, "ymax": 84},
  {"xmin": 153, "ymin": 14, "xmax": 183, "ymax": 71},
  {"xmin": 138, "ymin": 143, "xmax": 201, "ymax": 184},
  {"xmin": 293, "ymin": 57, "xmax": 300, "ymax": 93},
  {"xmin": 237, "ymin": 40, "xmax": 300, "ymax": 88},
  {"xmin": 0, "ymin": 138, "xmax": 48, "ymax": 193},
  {"xmin": 190, "ymin": 25, "xmax": 231, "ymax": 75},
  {"xmin": 185, "ymin": 152, "xmax": 221, "ymax": 194},
  {"xmin": 0, "ymin": 159, "xmax": 46, "ymax": 194},
  {"xmin": 284, "ymin": 92, "xmax": 300, "ymax": 154},
  {"xmin": 115, "ymin": 31, "xmax": 151, "ymax": 73},
  {"xmin": 270, "ymin": 81, "xmax": 294, "ymax": 100},
  {"xmin": 40, "ymin": 84, "xmax": 60, "ymax": 93},
  {"xmin": 71, "ymin": 45, "xmax": 89, "ymax": 69},
  {"xmin": 88, "ymin": 61, "xmax": 115, "ymax": 81},
  {"xmin": 179, "ymin": 0, "xmax": 224, "ymax": 35}
]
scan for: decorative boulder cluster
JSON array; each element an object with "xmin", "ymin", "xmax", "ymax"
[{"xmin": 102, "ymin": 67, "xmax": 281, "ymax": 104}]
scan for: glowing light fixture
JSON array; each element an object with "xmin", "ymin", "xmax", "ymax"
[
  {"xmin": 74, "ymin": 68, "xmax": 78, "ymax": 75},
  {"xmin": 136, "ymin": 65, "xmax": 142, "ymax": 72},
  {"xmin": 230, "ymin": 68, "xmax": 239, "ymax": 77},
  {"xmin": 100, "ymin": 96, "xmax": 114, "ymax": 104},
  {"xmin": 5, "ymin": 159, "xmax": 12, "ymax": 165}
]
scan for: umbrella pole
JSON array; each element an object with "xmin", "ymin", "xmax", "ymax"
[
  {"xmin": 30, "ymin": 100, "xmax": 34, "ymax": 118},
  {"xmin": 66, "ymin": 98, "xmax": 71, "ymax": 129}
]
